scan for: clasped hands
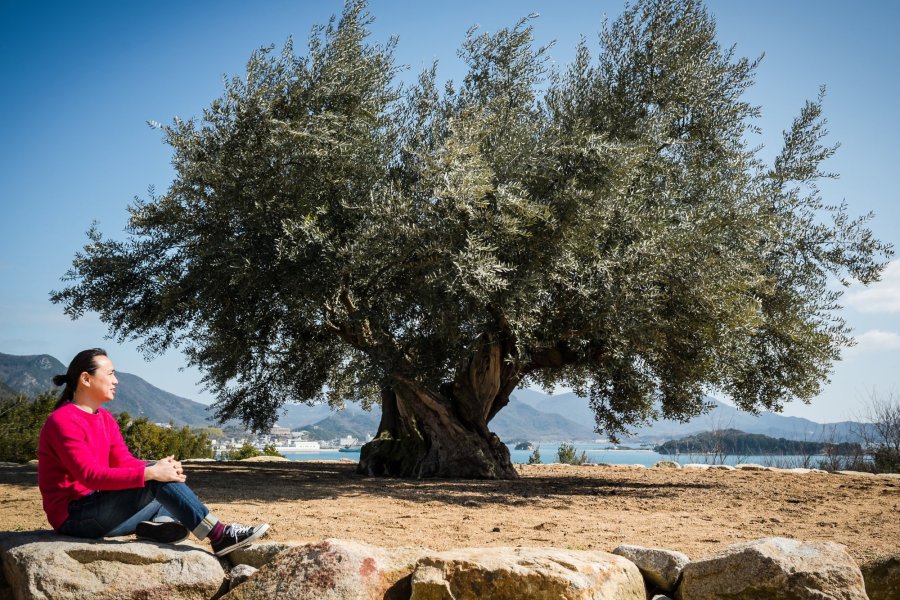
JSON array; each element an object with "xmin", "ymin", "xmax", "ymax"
[{"xmin": 144, "ymin": 455, "xmax": 186, "ymax": 483}]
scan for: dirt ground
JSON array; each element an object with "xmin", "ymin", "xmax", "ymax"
[{"xmin": 1, "ymin": 460, "xmax": 897, "ymax": 564}]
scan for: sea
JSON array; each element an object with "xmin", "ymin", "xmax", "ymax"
[{"xmin": 280, "ymin": 442, "xmax": 830, "ymax": 468}]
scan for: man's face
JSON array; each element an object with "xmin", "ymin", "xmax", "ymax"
[{"xmin": 82, "ymin": 354, "xmax": 118, "ymax": 403}]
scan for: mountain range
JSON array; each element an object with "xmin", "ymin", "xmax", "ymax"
[
  {"xmin": 511, "ymin": 389, "xmax": 866, "ymax": 443},
  {"xmin": 0, "ymin": 352, "xmax": 215, "ymax": 426},
  {"xmin": 0, "ymin": 351, "xmax": 864, "ymax": 443}
]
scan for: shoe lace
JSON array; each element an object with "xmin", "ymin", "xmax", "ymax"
[{"xmin": 227, "ymin": 523, "xmax": 254, "ymax": 537}]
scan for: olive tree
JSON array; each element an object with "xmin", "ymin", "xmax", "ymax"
[{"xmin": 52, "ymin": 0, "xmax": 892, "ymax": 478}]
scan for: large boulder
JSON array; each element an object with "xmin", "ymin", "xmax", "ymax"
[
  {"xmin": 220, "ymin": 538, "xmax": 428, "ymax": 600},
  {"xmin": 861, "ymin": 555, "xmax": 900, "ymax": 600},
  {"xmin": 408, "ymin": 546, "xmax": 645, "ymax": 600},
  {"xmin": 0, "ymin": 531, "xmax": 225, "ymax": 600},
  {"xmin": 612, "ymin": 544, "xmax": 689, "ymax": 593},
  {"xmin": 677, "ymin": 537, "xmax": 867, "ymax": 599},
  {"xmin": 228, "ymin": 565, "xmax": 258, "ymax": 591},
  {"xmin": 225, "ymin": 542, "xmax": 304, "ymax": 569}
]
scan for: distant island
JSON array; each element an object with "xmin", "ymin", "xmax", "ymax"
[{"xmin": 654, "ymin": 429, "xmax": 862, "ymax": 456}]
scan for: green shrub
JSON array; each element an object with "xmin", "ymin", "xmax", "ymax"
[
  {"xmin": 261, "ymin": 443, "xmax": 284, "ymax": 458},
  {"xmin": 557, "ymin": 442, "xmax": 589, "ymax": 465},
  {"xmin": 873, "ymin": 447, "xmax": 900, "ymax": 474},
  {"xmin": 225, "ymin": 442, "xmax": 263, "ymax": 460},
  {"xmin": 116, "ymin": 413, "xmax": 213, "ymax": 460},
  {"xmin": 0, "ymin": 392, "xmax": 56, "ymax": 463},
  {"xmin": 527, "ymin": 447, "xmax": 542, "ymax": 464}
]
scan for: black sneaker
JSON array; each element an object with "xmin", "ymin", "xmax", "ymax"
[
  {"xmin": 210, "ymin": 523, "xmax": 270, "ymax": 557},
  {"xmin": 135, "ymin": 520, "xmax": 190, "ymax": 544}
]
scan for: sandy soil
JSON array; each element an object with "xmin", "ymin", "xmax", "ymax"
[{"xmin": 1, "ymin": 460, "xmax": 897, "ymax": 564}]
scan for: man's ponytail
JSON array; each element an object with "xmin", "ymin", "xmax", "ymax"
[{"xmin": 53, "ymin": 348, "xmax": 107, "ymax": 410}]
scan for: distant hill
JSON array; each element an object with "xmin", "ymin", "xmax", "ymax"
[
  {"xmin": 292, "ymin": 396, "xmax": 595, "ymax": 443},
  {"xmin": 0, "ymin": 353, "xmax": 65, "ymax": 397},
  {"xmin": 492, "ymin": 398, "xmax": 595, "ymax": 442},
  {"xmin": 0, "ymin": 352, "xmax": 213, "ymax": 427},
  {"xmin": 296, "ymin": 407, "xmax": 380, "ymax": 441},
  {"xmin": 654, "ymin": 429, "xmax": 863, "ymax": 456},
  {"xmin": 512, "ymin": 389, "xmax": 866, "ymax": 443},
  {"xmin": 109, "ymin": 372, "xmax": 215, "ymax": 426},
  {"xmin": 1, "ymin": 351, "xmax": 867, "ymax": 443},
  {"xmin": 276, "ymin": 403, "xmax": 337, "ymax": 428},
  {"xmin": 0, "ymin": 380, "xmax": 16, "ymax": 399}
]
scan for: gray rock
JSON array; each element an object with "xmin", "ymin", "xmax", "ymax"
[
  {"xmin": 225, "ymin": 542, "xmax": 303, "ymax": 569},
  {"xmin": 1, "ymin": 566, "xmax": 12, "ymax": 600},
  {"xmin": 613, "ymin": 544, "xmax": 689, "ymax": 592},
  {"xmin": 681, "ymin": 464, "xmax": 711, "ymax": 470},
  {"xmin": 861, "ymin": 554, "xmax": 900, "ymax": 600},
  {"xmin": 410, "ymin": 564, "xmax": 454, "ymax": 599},
  {"xmin": 707, "ymin": 464, "xmax": 735, "ymax": 470},
  {"xmin": 0, "ymin": 530, "xmax": 225, "ymax": 600},
  {"xmin": 735, "ymin": 463, "xmax": 769, "ymax": 471},
  {"xmin": 653, "ymin": 461, "xmax": 682, "ymax": 469},
  {"xmin": 409, "ymin": 546, "xmax": 645, "ymax": 600},
  {"xmin": 677, "ymin": 537, "xmax": 867, "ymax": 599},
  {"xmin": 836, "ymin": 470, "xmax": 877, "ymax": 477},
  {"xmin": 765, "ymin": 467, "xmax": 827, "ymax": 474},
  {"xmin": 220, "ymin": 538, "xmax": 428, "ymax": 600},
  {"xmin": 228, "ymin": 565, "xmax": 258, "ymax": 591}
]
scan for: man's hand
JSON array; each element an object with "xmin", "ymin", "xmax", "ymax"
[{"xmin": 144, "ymin": 455, "xmax": 186, "ymax": 483}]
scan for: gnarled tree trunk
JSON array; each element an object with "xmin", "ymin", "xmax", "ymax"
[{"xmin": 358, "ymin": 333, "xmax": 519, "ymax": 479}]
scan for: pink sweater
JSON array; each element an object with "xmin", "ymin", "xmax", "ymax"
[{"xmin": 37, "ymin": 402, "xmax": 146, "ymax": 530}]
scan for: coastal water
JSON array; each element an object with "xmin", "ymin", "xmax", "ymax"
[{"xmin": 281, "ymin": 442, "xmax": 829, "ymax": 468}]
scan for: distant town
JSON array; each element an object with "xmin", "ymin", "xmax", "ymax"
[{"xmin": 209, "ymin": 424, "xmax": 371, "ymax": 457}]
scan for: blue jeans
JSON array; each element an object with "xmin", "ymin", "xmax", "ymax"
[{"xmin": 58, "ymin": 481, "xmax": 217, "ymax": 540}]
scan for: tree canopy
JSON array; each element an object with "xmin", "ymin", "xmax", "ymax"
[{"xmin": 52, "ymin": 0, "xmax": 892, "ymax": 478}]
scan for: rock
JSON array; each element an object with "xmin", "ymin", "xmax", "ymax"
[
  {"xmin": 226, "ymin": 542, "xmax": 303, "ymax": 569},
  {"xmin": 735, "ymin": 463, "xmax": 769, "ymax": 471},
  {"xmin": 681, "ymin": 464, "xmax": 710, "ymax": 470},
  {"xmin": 652, "ymin": 596, "xmax": 674, "ymax": 600},
  {"xmin": 1, "ymin": 568, "xmax": 11, "ymax": 600},
  {"xmin": 229, "ymin": 565, "xmax": 258, "ymax": 591},
  {"xmin": 408, "ymin": 546, "xmax": 645, "ymax": 600},
  {"xmin": 220, "ymin": 538, "xmax": 428, "ymax": 600},
  {"xmin": 0, "ymin": 530, "xmax": 225, "ymax": 600},
  {"xmin": 860, "ymin": 555, "xmax": 900, "ymax": 600},
  {"xmin": 653, "ymin": 461, "xmax": 682, "ymax": 469},
  {"xmin": 836, "ymin": 470, "xmax": 876, "ymax": 477},
  {"xmin": 707, "ymin": 464, "xmax": 735, "ymax": 470},
  {"xmin": 677, "ymin": 537, "xmax": 867, "ymax": 599},
  {"xmin": 612, "ymin": 544, "xmax": 689, "ymax": 592},
  {"xmin": 410, "ymin": 564, "xmax": 454, "ymax": 599}
]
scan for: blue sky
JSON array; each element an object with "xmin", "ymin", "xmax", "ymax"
[{"xmin": 1, "ymin": 0, "xmax": 897, "ymax": 423}]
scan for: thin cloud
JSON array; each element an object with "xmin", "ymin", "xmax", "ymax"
[
  {"xmin": 845, "ymin": 260, "xmax": 900, "ymax": 314},
  {"xmin": 846, "ymin": 329, "xmax": 900, "ymax": 355}
]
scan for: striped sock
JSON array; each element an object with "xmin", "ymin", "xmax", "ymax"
[{"xmin": 208, "ymin": 521, "xmax": 226, "ymax": 543}]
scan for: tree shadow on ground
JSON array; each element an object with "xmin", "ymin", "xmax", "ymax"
[
  {"xmin": 185, "ymin": 461, "xmax": 720, "ymax": 507},
  {"xmin": 0, "ymin": 464, "xmax": 38, "ymax": 489},
  {"xmin": 0, "ymin": 462, "xmax": 720, "ymax": 507}
]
